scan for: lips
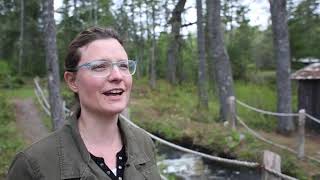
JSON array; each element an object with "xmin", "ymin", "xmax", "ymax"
[{"xmin": 103, "ymin": 88, "xmax": 125, "ymax": 96}]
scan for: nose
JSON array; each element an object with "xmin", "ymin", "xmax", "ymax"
[{"xmin": 107, "ymin": 65, "xmax": 122, "ymax": 81}]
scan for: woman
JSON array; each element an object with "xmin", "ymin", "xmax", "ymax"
[{"xmin": 7, "ymin": 27, "xmax": 161, "ymax": 180}]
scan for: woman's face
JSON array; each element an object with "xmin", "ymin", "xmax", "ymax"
[{"xmin": 69, "ymin": 38, "xmax": 132, "ymax": 116}]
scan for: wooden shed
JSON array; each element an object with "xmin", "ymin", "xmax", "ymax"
[{"xmin": 291, "ymin": 63, "xmax": 320, "ymax": 132}]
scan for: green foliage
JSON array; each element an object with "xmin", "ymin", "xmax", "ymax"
[
  {"xmin": 0, "ymin": 61, "xmax": 25, "ymax": 89},
  {"xmin": 250, "ymin": 28, "xmax": 275, "ymax": 70},
  {"xmin": 0, "ymin": 0, "xmax": 46, "ymax": 76},
  {"xmin": 226, "ymin": 23, "xmax": 255, "ymax": 79},
  {"xmin": 156, "ymin": 32, "xmax": 170, "ymax": 79},
  {"xmin": 0, "ymin": 93, "xmax": 24, "ymax": 178},
  {"xmin": 224, "ymin": 130, "xmax": 241, "ymax": 151},
  {"xmin": 289, "ymin": 0, "xmax": 320, "ymax": 59},
  {"xmin": 235, "ymin": 81, "xmax": 278, "ymax": 131},
  {"xmin": 282, "ymin": 154, "xmax": 308, "ymax": 180}
]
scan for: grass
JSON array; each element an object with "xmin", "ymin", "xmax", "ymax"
[
  {"xmin": 0, "ymin": 93, "xmax": 24, "ymax": 179},
  {"xmin": 1, "ymin": 85, "xmax": 34, "ymax": 99}
]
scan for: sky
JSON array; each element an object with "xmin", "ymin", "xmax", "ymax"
[{"xmin": 53, "ymin": 0, "xmax": 278, "ymax": 32}]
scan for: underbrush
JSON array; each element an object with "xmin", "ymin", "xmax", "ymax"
[{"xmin": 0, "ymin": 93, "xmax": 24, "ymax": 178}]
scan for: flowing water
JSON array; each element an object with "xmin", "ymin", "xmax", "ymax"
[{"xmin": 156, "ymin": 144, "xmax": 261, "ymax": 180}]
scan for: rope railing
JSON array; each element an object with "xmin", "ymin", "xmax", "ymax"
[
  {"xmin": 237, "ymin": 116, "xmax": 297, "ymax": 154},
  {"xmin": 33, "ymin": 79, "xmax": 301, "ymax": 180},
  {"xmin": 305, "ymin": 113, "xmax": 320, "ymax": 124},
  {"xmin": 265, "ymin": 167, "xmax": 298, "ymax": 180},
  {"xmin": 120, "ymin": 114, "xmax": 260, "ymax": 168},
  {"xmin": 236, "ymin": 98, "xmax": 320, "ymax": 125},
  {"xmin": 34, "ymin": 88, "xmax": 51, "ymax": 116},
  {"xmin": 235, "ymin": 99, "xmax": 299, "ymax": 117},
  {"xmin": 237, "ymin": 115, "xmax": 320, "ymax": 164},
  {"xmin": 234, "ymin": 97, "xmax": 320, "ymax": 164}
]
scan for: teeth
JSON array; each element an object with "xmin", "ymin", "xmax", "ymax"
[
  {"xmin": 109, "ymin": 89, "xmax": 123, "ymax": 93},
  {"xmin": 104, "ymin": 89, "xmax": 124, "ymax": 95}
]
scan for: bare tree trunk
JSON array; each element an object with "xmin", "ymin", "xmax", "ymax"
[
  {"xmin": 196, "ymin": 0, "xmax": 208, "ymax": 109},
  {"xmin": 18, "ymin": 0, "xmax": 24, "ymax": 75},
  {"xmin": 93, "ymin": 0, "xmax": 98, "ymax": 25},
  {"xmin": 149, "ymin": 3, "xmax": 157, "ymax": 89},
  {"xmin": 166, "ymin": 0, "xmax": 186, "ymax": 85},
  {"xmin": 163, "ymin": 0, "xmax": 170, "ymax": 31},
  {"xmin": 208, "ymin": 0, "xmax": 235, "ymax": 121},
  {"xmin": 269, "ymin": 0, "xmax": 294, "ymax": 134},
  {"xmin": 42, "ymin": 0, "xmax": 65, "ymax": 130},
  {"xmin": 137, "ymin": 1, "xmax": 144, "ymax": 79},
  {"xmin": 73, "ymin": 0, "xmax": 78, "ymax": 19}
]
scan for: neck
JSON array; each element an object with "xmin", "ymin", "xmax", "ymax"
[{"xmin": 78, "ymin": 108, "xmax": 120, "ymax": 146}]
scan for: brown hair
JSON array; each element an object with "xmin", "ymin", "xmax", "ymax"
[
  {"xmin": 64, "ymin": 27, "xmax": 123, "ymax": 115},
  {"xmin": 65, "ymin": 26, "xmax": 123, "ymax": 71}
]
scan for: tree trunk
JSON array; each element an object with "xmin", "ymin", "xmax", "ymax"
[
  {"xmin": 42, "ymin": 0, "xmax": 65, "ymax": 130},
  {"xmin": 166, "ymin": 0, "xmax": 186, "ymax": 85},
  {"xmin": 137, "ymin": 1, "xmax": 144, "ymax": 79},
  {"xmin": 93, "ymin": 0, "xmax": 98, "ymax": 25},
  {"xmin": 196, "ymin": 0, "xmax": 208, "ymax": 109},
  {"xmin": 269, "ymin": 0, "xmax": 294, "ymax": 134},
  {"xmin": 73, "ymin": 0, "xmax": 78, "ymax": 19},
  {"xmin": 149, "ymin": 3, "xmax": 157, "ymax": 89},
  {"xmin": 208, "ymin": 0, "xmax": 235, "ymax": 121},
  {"xmin": 18, "ymin": 0, "xmax": 24, "ymax": 75}
]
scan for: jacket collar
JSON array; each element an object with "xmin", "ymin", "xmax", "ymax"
[
  {"xmin": 118, "ymin": 115, "xmax": 150, "ymax": 165},
  {"xmin": 59, "ymin": 112, "xmax": 150, "ymax": 179}
]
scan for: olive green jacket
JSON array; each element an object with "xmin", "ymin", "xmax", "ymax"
[{"xmin": 7, "ymin": 115, "xmax": 161, "ymax": 180}]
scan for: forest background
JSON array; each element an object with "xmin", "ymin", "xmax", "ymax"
[{"xmin": 0, "ymin": 0, "xmax": 320, "ymax": 179}]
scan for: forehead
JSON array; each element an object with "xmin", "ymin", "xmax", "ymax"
[{"xmin": 78, "ymin": 38, "xmax": 128, "ymax": 63}]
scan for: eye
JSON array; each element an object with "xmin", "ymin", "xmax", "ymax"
[
  {"xmin": 90, "ymin": 62, "xmax": 110, "ymax": 72},
  {"xmin": 118, "ymin": 62, "xmax": 129, "ymax": 70}
]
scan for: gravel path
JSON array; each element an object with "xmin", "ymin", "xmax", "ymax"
[{"xmin": 13, "ymin": 98, "xmax": 49, "ymax": 145}]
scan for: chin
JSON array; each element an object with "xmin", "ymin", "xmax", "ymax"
[{"xmin": 102, "ymin": 104, "xmax": 128, "ymax": 115}]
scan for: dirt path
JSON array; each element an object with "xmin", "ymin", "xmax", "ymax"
[{"xmin": 13, "ymin": 98, "xmax": 49, "ymax": 145}]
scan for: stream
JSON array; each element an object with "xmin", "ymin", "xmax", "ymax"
[{"xmin": 156, "ymin": 143, "xmax": 261, "ymax": 180}]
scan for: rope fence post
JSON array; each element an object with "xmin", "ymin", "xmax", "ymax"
[
  {"xmin": 227, "ymin": 96, "xmax": 236, "ymax": 130},
  {"xmin": 262, "ymin": 150, "xmax": 281, "ymax": 180},
  {"xmin": 297, "ymin": 109, "xmax": 306, "ymax": 159}
]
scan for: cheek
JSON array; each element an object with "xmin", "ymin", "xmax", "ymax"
[
  {"xmin": 77, "ymin": 75, "xmax": 103, "ymax": 95},
  {"xmin": 125, "ymin": 76, "xmax": 133, "ymax": 90}
]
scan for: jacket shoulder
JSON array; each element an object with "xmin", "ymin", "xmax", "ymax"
[{"xmin": 7, "ymin": 129, "xmax": 63, "ymax": 180}]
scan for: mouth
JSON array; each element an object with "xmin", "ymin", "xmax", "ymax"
[{"xmin": 103, "ymin": 88, "xmax": 125, "ymax": 96}]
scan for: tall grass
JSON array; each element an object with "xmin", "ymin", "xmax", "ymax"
[{"xmin": 235, "ymin": 81, "xmax": 278, "ymax": 131}]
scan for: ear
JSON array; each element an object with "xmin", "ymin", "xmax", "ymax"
[{"xmin": 64, "ymin": 72, "xmax": 78, "ymax": 93}]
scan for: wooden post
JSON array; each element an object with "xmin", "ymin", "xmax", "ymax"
[
  {"xmin": 227, "ymin": 96, "xmax": 236, "ymax": 130},
  {"xmin": 297, "ymin": 109, "xmax": 306, "ymax": 159},
  {"xmin": 262, "ymin": 150, "xmax": 281, "ymax": 180}
]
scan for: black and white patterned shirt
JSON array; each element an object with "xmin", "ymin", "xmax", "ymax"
[{"xmin": 90, "ymin": 146, "xmax": 127, "ymax": 180}]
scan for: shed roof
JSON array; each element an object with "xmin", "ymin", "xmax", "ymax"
[{"xmin": 291, "ymin": 63, "xmax": 320, "ymax": 80}]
